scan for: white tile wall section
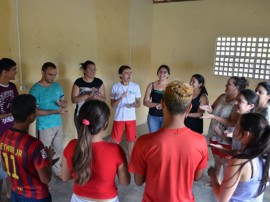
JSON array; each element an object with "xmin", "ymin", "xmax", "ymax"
[{"xmin": 214, "ymin": 37, "xmax": 270, "ymax": 80}]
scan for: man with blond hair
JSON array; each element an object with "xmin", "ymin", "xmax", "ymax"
[{"xmin": 129, "ymin": 80, "xmax": 208, "ymax": 202}]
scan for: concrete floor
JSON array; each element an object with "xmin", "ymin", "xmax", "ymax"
[{"xmin": 1, "ymin": 124, "xmax": 270, "ymax": 201}]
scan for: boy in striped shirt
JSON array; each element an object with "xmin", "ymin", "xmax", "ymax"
[{"xmin": 0, "ymin": 94, "xmax": 57, "ymax": 202}]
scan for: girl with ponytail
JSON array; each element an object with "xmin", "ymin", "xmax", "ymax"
[
  {"xmin": 61, "ymin": 100, "xmax": 130, "ymax": 202},
  {"xmin": 208, "ymin": 113, "xmax": 270, "ymax": 201}
]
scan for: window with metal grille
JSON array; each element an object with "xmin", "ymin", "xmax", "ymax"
[{"xmin": 214, "ymin": 37, "xmax": 270, "ymax": 80}]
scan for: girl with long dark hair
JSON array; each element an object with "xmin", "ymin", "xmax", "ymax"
[
  {"xmin": 208, "ymin": 113, "xmax": 270, "ymax": 201},
  {"xmin": 185, "ymin": 74, "xmax": 208, "ymax": 134},
  {"xmin": 61, "ymin": 100, "xmax": 130, "ymax": 202}
]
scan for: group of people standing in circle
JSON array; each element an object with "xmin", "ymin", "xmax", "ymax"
[
  {"xmin": 68, "ymin": 59, "xmax": 270, "ymax": 201},
  {"xmin": 1, "ymin": 56, "xmax": 270, "ymax": 202}
]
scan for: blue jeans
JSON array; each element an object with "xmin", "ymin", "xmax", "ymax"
[
  {"xmin": 11, "ymin": 191, "xmax": 52, "ymax": 202},
  {"xmin": 147, "ymin": 114, "xmax": 164, "ymax": 133}
]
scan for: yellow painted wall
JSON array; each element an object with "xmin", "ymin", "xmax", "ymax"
[
  {"xmin": 130, "ymin": 0, "xmax": 153, "ymax": 127},
  {"xmin": 0, "ymin": 0, "xmax": 152, "ymax": 143},
  {"xmin": 0, "ymin": 1, "xmax": 19, "ymax": 75},
  {"xmin": 1, "ymin": 0, "xmax": 270, "ymax": 140},
  {"xmin": 151, "ymin": 0, "xmax": 270, "ymax": 133},
  {"xmin": 0, "ymin": 1, "xmax": 11, "ymax": 57},
  {"xmin": 151, "ymin": 0, "xmax": 270, "ymax": 99}
]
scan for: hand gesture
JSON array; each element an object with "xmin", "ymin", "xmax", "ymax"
[
  {"xmin": 200, "ymin": 105, "xmax": 213, "ymax": 113},
  {"xmin": 127, "ymin": 103, "xmax": 136, "ymax": 108},
  {"xmin": 121, "ymin": 91, "xmax": 127, "ymax": 99},
  {"xmin": 57, "ymin": 97, "xmax": 68, "ymax": 108},
  {"xmin": 224, "ymin": 130, "xmax": 233, "ymax": 138},
  {"xmin": 209, "ymin": 143, "xmax": 224, "ymax": 150},
  {"xmin": 212, "ymin": 125, "xmax": 222, "ymax": 137},
  {"xmin": 59, "ymin": 108, "xmax": 68, "ymax": 114},
  {"xmin": 91, "ymin": 88, "xmax": 101, "ymax": 100},
  {"xmin": 156, "ymin": 103, "xmax": 162, "ymax": 110},
  {"xmin": 200, "ymin": 113, "xmax": 215, "ymax": 119},
  {"xmin": 45, "ymin": 146, "xmax": 59, "ymax": 166}
]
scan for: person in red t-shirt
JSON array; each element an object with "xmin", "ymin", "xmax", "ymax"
[
  {"xmin": 0, "ymin": 94, "xmax": 57, "ymax": 202},
  {"xmin": 61, "ymin": 100, "xmax": 130, "ymax": 202},
  {"xmin": 129, "ymin": 80, "xmax": 209, "ymax": 202}
]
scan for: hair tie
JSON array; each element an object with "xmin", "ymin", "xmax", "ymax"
[{"xmin": 82, "ymin": 119, "xmax": 90, "ymax": 126}]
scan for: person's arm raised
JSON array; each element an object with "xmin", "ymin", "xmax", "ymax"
[
  {"xmin": 37, "ymin": 146, "xmax": 59, "ymax": 184},
  {"xmin": 111, "ymin": 91, "xmax": 127, "ymax": 108}
]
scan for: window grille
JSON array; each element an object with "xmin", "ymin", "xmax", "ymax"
[{"xmin": 214, "ymin": 37, "xmax": 270, "ymax": 80}]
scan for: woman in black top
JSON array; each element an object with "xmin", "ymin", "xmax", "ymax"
[
  {"xmin": 185, "ymin": 74, "xmax": 208, "ymax": 134},
  {"xmin": 143, "ymin": 65, "xmax": 170, "ymax": 133},
  {"xmin": 71, "ymin": 60, "xmax": 106, "ymax": 136}
]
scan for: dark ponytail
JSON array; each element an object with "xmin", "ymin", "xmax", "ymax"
[
  {"xmin": 231, "ymin": 76, "xmax": 249, "ymax": 91},
  {"xmin": 72, "ymin": 100, "xmax": 110, "ymax": 185},
  {"xmin": 80, "ymin": 60, "xmax": 95, "ymax": 71},
  {"xmin": 192, "ymin": 74, "xmax": 208, "ymax": 96},
  {"xmin": 200, "ymin": 86, "xmax": 208, "ymax": 96}
]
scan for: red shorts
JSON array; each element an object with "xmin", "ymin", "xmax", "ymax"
[
  {"xmin": 111, "ymin": 120, "xmax": 137, "ymax": 143},
  {"xmin": 209, "ymin": 138, "xmax": 220, "ymax": 155}
]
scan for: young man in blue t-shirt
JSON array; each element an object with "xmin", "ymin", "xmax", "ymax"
[{"xmin": 30, "ymin": 62, "xmax": 68, "ymax": 179}]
